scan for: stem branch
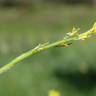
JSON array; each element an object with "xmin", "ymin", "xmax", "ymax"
[{"xmin": 0, "ymin": 23, "xmax": 96, "ymax": 75}]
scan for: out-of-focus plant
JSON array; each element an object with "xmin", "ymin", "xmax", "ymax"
[
  {"xmin": 0, "ymin": 23, "xmax": 96, "ymax": 75},
  {"xmin": 48, "ymin": 90, "xmax": 60, "ymax": 96}
]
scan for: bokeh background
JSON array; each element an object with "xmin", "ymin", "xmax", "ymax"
[{"xmin": 0, "ymin": 0, "xmax": 96, "ymax": 96}]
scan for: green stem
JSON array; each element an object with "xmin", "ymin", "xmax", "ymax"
[
  {"xmin": 0, "ymin": 23, "xmax": 96, "ymax": 75},
  {"xmin": 0, "ymin": 38, "xmax": 71, "ymax": 74}
]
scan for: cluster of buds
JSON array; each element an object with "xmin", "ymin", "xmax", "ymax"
[
  {"xmin": 78, "ymin": 22, "xmax": 96, "ymax": 40},
  {"xmin": 66, "ymin": 22, "xmax": 96, "ymax": 41}
]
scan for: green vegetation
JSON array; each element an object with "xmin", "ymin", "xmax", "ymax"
[
  {"xmin": 0, "ymin": 5, "xmax": 96, "ymax": 96},
  {"xmin": 0, "ymin": 22, "xmax": 96, "ymax": 74}
]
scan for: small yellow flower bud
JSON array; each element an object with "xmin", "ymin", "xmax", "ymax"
[
  {"xmin": 48, "ymin": 90, "xmax": 60, "ymax": 96},
  {"xmin": 67, "ymin": 27, "xmax": 80, "ymax": 37},
  {"xmin": 92, "ymin": 23, "xmax": 96, "ymax": 34}
]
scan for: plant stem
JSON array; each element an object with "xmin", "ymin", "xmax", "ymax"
[
  {"xmin": 0, "ymin": 23, "xmax": 96, "ymax": 75},
  {"xmin": 0, "ymin": 38, "xmax": 71, "ymax": 74}
]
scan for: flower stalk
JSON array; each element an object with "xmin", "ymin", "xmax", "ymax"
[{"xmin": 0, "ymin": 23, "xmax": 96, "ymax": 75}]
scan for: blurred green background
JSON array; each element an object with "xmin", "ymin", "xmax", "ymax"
[{"xmin": 0, "ymin": 0, "xmax": 96, "ymax": 96}]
